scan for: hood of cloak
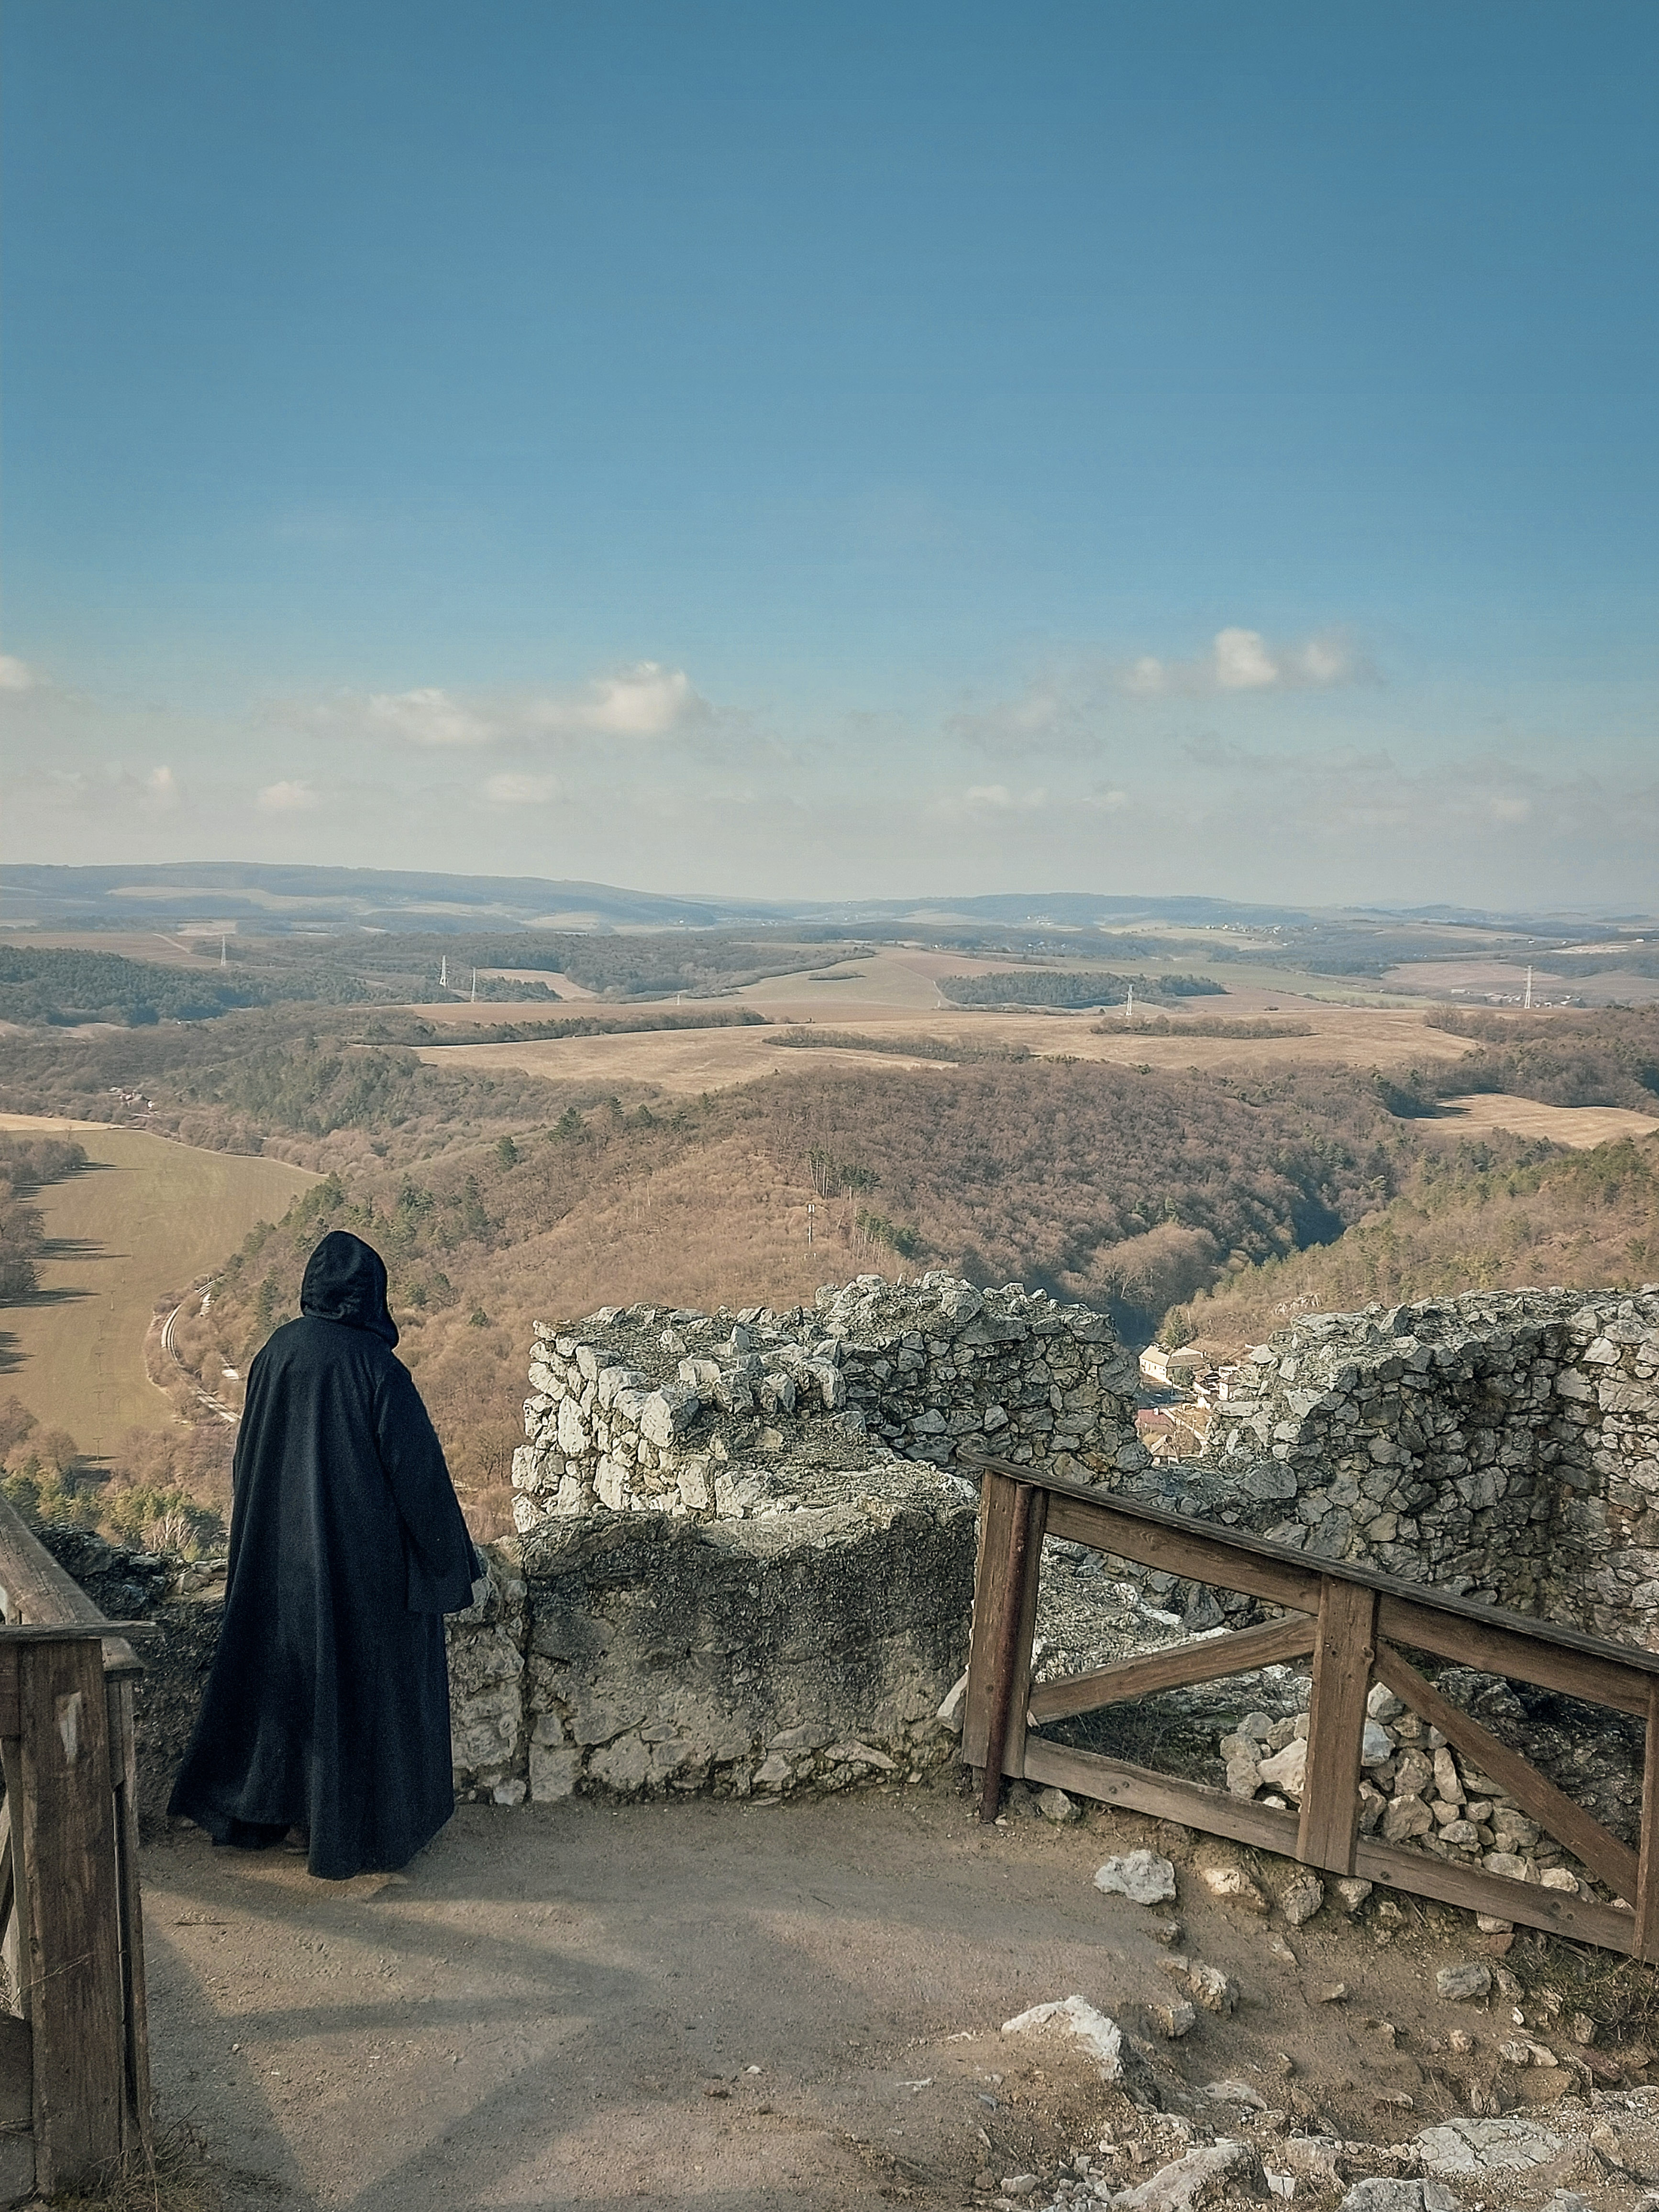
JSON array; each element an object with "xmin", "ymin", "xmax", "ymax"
[{"xmin": 299, "ymin": 1230, "xmax": 399, "ymax": 1347}]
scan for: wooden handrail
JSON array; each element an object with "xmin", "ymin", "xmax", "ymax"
[
  {"xmin": 957, "ymin": 1447, "xmax": 1659, "ymax": 1962},
  {"xmin": 0, "ymin": 1494, "xmax": 154, "ymax": 2189}
]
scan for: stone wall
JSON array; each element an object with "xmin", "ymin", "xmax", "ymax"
[
  {"xmin": 1193, "ymin": 1287, "xmax": 1659, "ymax": 1647},
  {"xmin": 510, "ymin": 1273, "xmax": 1145, "ymax": 1533}
]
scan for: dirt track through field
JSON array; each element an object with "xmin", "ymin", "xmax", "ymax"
[{"xmin": 145, "ymin": 1790, "xmax": 1559, "ymax": 2212}]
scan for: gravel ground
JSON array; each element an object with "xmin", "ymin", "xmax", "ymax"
[{"xmin": 142, "ymin": 1785, "xmax": 1659, "ymax": 2212}]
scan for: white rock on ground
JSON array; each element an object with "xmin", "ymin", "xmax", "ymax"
[
  {"xmin": 1095, "ymin": 1849, "xmax": 1177, "ymax": 1905},
  {"xmin": 1415, "ymin": 2116, "xmax": 1564, "ymax": 2176},
  {"xmin": 1340, "ymin": 2183, "xmax": 1461, "ymax": 2212},
  {"xmin": 1001, "ymin": 1995, "xmax": 1124, "ymax": 2080},
  {"xmin": 1197, "ymin": 1864, "xmax": 1267, "ymax": 1912},
  {"xmin": 1110, "ymin": 2139, "xmax": 1255, "ymax": 2212},
  {"xmin": 1036, "ymin": 1786, "xmax": 1079, "ymax": 1824},
  {"xmin": 1278, "ymin": 1874, "xmax": 1323, "ymax": 1926}
]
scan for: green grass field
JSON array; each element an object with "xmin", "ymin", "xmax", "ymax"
[{"xmin": 0, "ymin": 1124, "xmax": 317, "ymax": 1453}]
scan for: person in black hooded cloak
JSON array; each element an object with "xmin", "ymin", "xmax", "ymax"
[{"xmin": 169, "ymin": 1230, "xmax": 478, "ymax": 1880}]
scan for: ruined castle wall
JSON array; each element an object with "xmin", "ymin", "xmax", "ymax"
[
  {"xmin": 1193, "ymin": 1287, "xmax": 1659, "ymax": 1647},
  {"xmin": 509, "ymin": 1273, "xmax": 1145, "ymax": 1534}
]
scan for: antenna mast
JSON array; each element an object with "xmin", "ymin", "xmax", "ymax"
[
  {"xmin": 1124, "ymin": 982, "xmax": 1135, "ymax": 1024},
  {"xmin": 1524, "ymin": 966, "xmax": 1533, "ymax": 1010}
]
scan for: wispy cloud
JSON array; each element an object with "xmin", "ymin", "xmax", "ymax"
[
  {"xmin": 482, "ymin": 771, "xmax": 559, "ymax": 806},
  {"xmin": 928, "ymin": 782, "xmax": 1050, "ymax": 823},
  {"xmin": 1124, "ymin": 626, "xmax": 1367, "ymax": 697},
  {"xmin": 145, "ymin": 765, "xmax": 181, "ymax": 810},
  {"xmin": 366, "ymin": 687, "xmax": 494, "ymax": 748},
  {"xmin": 0, "ymin": 655, "xmax": 42, "ymax": 692},
  {"xmin": 258, "ymin": 778, "xmax": 320, "ymax": 812}
]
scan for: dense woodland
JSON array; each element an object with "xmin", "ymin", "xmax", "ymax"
[{"xmin": 938, "ymin": 968, "xmax": 1225, "ymax": 1008}]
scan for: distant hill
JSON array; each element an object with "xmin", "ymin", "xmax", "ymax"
[
  {"xmin": 0, "ymin": 863, "xmax": 766, "ymax": 932},
  {"xmin": 8, "ymin": 862, "xmax": 1648, "ymax": 945}
]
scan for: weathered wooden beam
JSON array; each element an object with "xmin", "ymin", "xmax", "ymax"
[
  {"xmin": 958, "ymin": 1450, "xmax": 1659, "ymax": 1698},
  {"xmin": 1636, "ymin": 1683, "xmax": 1659, "ymax": 1965},
  {"xmin": 963, "ymin": 1473, "xmax": 1023, "ymax": 1770},
  {"xmin": 1297, "ymin": 1580, "xmax": 1377, "ymax": 1877},
  {"xmin": 18, "ymin": 1638, "xmax": 124, "ymax": 2190},
  {"xmin": 106, "ymin": 1676, "xmax": 151, "ymax": 2154},
  {"xmin": 0, "ymin": 1496, "xmax": 142, "ymax": 1680},
  {"xmin": 1374, "ymin": 1591, "xmax": 1650, "ymax": 1718},
  {"xmin": 1352, "ymin": 1831, "xmax": 1640, "ymax": 1954},
  {"xmin": 1042, "ymin": 1494, "xmax": 1323, "ymax": 1614},
  {"xmin": 1017, "ymin": 1734, "xmax": 1643, "ymax": 1955},
  {"xmin": 979, "ymin": 1482, "xmax": 1040, "ymax": 1823},
  {"xmin": 1019, "ymin": 1736, "xmax": 1303, "ymax": 1856},
  {"xmin": 1027, "ymin": 1615, "xmax": 1316, "ymax": 1726},
  {"xmin": 1373, "ymin": 1641, "xmax": 1640, "ymax": 1906}
]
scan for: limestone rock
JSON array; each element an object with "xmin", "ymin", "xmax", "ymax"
[
  {"xmin": 1257, "ymin": 1739, "xmax": 1307, "ymax": 1798},
  {"xmin": 1340, "ymin": 2185, "xmax": 1460, "ymax": 2212},
  {"xmin": 1001, "ymin": 1995, "xmax": 1123, "ymax": 2079},
  {"xmin": 1435, "ymin": 1963, "xmax": 1492, "ymax": 2003},
  {"xmin": 1112, "ymin": 2138, "xmax": 1258, "ymax": 2211},
  {"xmin": 1199, "ymin": 1864, "xmax": 1268, "ymax": 1913},
  {"xmin": 1149, "ymin": 1997, "xmax": 1196, "ymax": 2039},
  {"xmin": 1278, "ymin": 1875, "xmax": 1323, "ymax": 1927},
  {"xmin": 1095, "ymin": 1849, "xmax": 1177, "ymax": 1906},
  {"xmin": 1035, "ymin": 1786, "xmax": 1079, "ymax": 1824},
  {"xmin": 1415, "ymin": 2116, "xmax": 1565, "ymax": 2177}
]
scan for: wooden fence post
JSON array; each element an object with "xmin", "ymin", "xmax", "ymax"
[
  {"xmin": 17, "ymin": 1636, "xmax": 125, "ymax": 2191},
  {"xmin": 1636, "ymin": 1681, "xmax": 1659, "ymax": 1963},
  {"xmin": 963, "ymin": 1474, "xmax": 1047, "ymax": 1820},
  {"xmin": 1297, "ymin": 1577, "xmax": 1377, "ymax": 1877}
]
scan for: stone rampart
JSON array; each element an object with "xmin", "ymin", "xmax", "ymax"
[
  {"xmin": 1192, "ymin": 1286, "xmax": 1659, "ymax": 1647},
  {"xmin": 510, "ymin": 1273, "xmax": 1145, "ymax": 1533}
]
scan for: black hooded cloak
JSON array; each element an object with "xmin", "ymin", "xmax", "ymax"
[{"xmin": 169, "ymin": 1231, "xmax": 477, "ymax": 1880}]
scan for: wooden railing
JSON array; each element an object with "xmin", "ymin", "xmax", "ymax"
[
  {"xmin": 0, "ymin": 1495, "xmax": 154, "ymax": 2194},
  {"xmin": 959, "ymin": 1451, "xmax": 1659, "ymax": 1961}
]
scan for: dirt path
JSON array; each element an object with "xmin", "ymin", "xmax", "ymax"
[{"xmin": 141, "ymin": 1787, "xmax": 1639, "ymax": 2212}]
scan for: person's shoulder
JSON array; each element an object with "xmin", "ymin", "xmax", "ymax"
[{"xmin": 267, "ymin": 1315, "xmax": 387, "ymax": 1369}]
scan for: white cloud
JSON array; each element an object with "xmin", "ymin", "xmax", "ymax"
[
  {"xmin": 1124, "ymin": 627, "xmax": 1366, "ymax": 697},
  {"xmin": 483, "ymin": 771, "xmax": 560, "ymax": 806},
  {"xmin": 258, "ymin": 779, "xmax": 320, "ymax": 812},
  {"xmin": 0, "ymin": 655, "xmax": 40, "ymax": 692},
  {"xmin": 145, "ymin": 765, "xmax": 181, "ymax": 810},
  {"xmin": 930, "ymin": 782, "xmax": 1050, "ymax": 823},
  {"xmin": 366, "ymin": 687, "xmax": 494, "ymax": 748},
  {"xmin": 1082, "ymin": 785, "xmax": 1129, "ymax": 811},
  {"xmin": 528, "ymin": 661, "xmax": 702, "ymax": 740}
]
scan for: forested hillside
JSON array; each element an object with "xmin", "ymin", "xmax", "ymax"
[
  {"xmin": 1166, "ymin": 1131, "xmax": 1659, "ymax": 1352},
  {"xmin": 938, "ymin": 968, "xmax": 1225, "ymax": 1008}
]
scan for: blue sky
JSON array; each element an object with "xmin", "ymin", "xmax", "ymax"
[{"xmin": 4, "ymin": 0, "xmax": 1656, "ymax": 907}]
